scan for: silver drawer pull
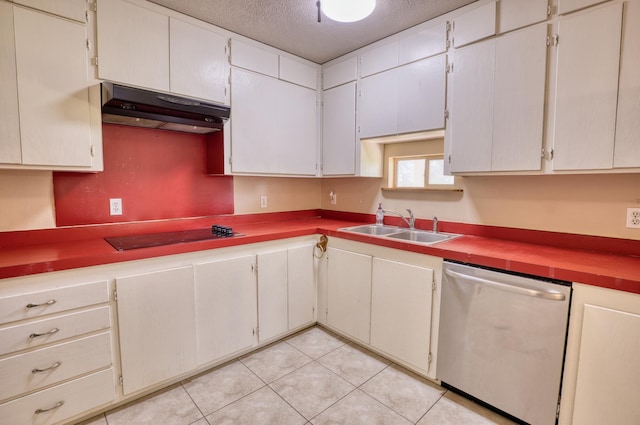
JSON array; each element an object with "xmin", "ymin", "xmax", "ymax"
[
  {"xmin": 26, "ymin": 299, "xmax": 57, "ymax": 308},
  {"xmin": 32, "ymin": 361, "xmax": 62, "ymax": 374},
  {"xmin": 29, "ymin": 328, "xmax": 60, "ymax": 339},
  {"xmin": 35, "ymin": 400, "xmax": 64, "ymax": 414}
]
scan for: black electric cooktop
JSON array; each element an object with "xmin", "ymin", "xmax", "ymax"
[{"xmin": 105, "ymin": 226, "xmax": 241, "ymax": 251}]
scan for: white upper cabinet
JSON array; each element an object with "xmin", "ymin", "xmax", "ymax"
[
  {"xmin": 97, "ymin": 0, "xmax": 170, "ymax": 92},
  {"xmin": 397, "ymin": 54, "xmax": 446, "ymax": 134},
  {"xmin": 0, "ymin": 4, "xmax": 96, "ymax": 169},
  {"xmin": 359, "ymin": 68, "xmax": 399, "ymax": 139},
  {"xmin": 558, "ymin": 0, "xmax": 606, "ymax": 15},
  {"xmin": 398, "ymin": 21, "xmax": 447, "ymax": 65},
  {"xmin": 552, "ymin": 3, "xmax": 623, "ymax": 171},
  {"xmin": 497, "ymin": 0, "xmax": 549, "ymax": 33},
  {"xmin": 452, "ymin": 0, "xmax": 496, "ymax": 48},
  {"xmin": 360, "ymin": 53, "xmax": 447, "ymax": 139},
  {"xmin": 280, "ymin": 56, "xmax": 318, "ymax": 90},
  {"xmin": 491, "ymin": 24, "xmax": 547, "ymax": 171},
  {"xmin": 322, "ymin": 82, "xmax": 357, "ymax": 175},
  {"xmin": 360, "ymin": 41, "xmax": 398, "ymax": 77},
  {"xmin": 230, "ymin": 38, "xmax": 278, "ymax": 78},
  {"xmin": 448, "ymin": 23, "xmax": 548, "ymax": 173},
  {"xmin": 13, "ymin": 0, "xmax": 86, "ymax": 21},
  {"xmin": 0, "ymin": 2, "xmax": 20, "ymax": 165},
  {"xmin": 322, "ymin": 57, "xmax": 358, "ymax": 90},
  {"xmin": 613, "ymin": 0, "xmax": 640, "ymax": 169},
  {"xmin": 448, "ymin": 40, "xmax": 495, "ymax": 173},
  {"xmin": 230, "ymin": 68, "xmax": 317, "ymax": 175},
  {"xmin": 169, "ymin": 18, "xmax": 228, "ymax": 103}
]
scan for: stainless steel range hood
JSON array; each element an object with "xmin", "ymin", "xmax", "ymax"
[{"xmin": 101, "ymin": 82, "xmax": 230, "ymax": 134}]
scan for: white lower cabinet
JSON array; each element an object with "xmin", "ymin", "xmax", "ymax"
[
  {"xmin": 287, "ymin": 244, "xmax": 316, "ymax": 330},
  {"xmin": 559, "ymin": 284, "xmax": 640, "ymax": 425},
  {"xmin": 257, "ymin": 250, "xmax": 288, "ymax": 343},
  {"xmin": 115, "ymin": 266, "xmax": 197, "ymax": 395},
  {"xmin": 370, "ymin": 258, "xmax": 434, "ymax": 375},
  {"xmin": 325, "ymin": 239, "xmax": 442, "ymax": 379},
  {"xmin": 326, "ymin": 247, "xmax": 373, "ymax": 345},
  {"xmin": 195, "ymin": 255, "xmax": 257, "ymax": 364}
]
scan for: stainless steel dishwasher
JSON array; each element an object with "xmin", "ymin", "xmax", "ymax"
[{"xmin": 438, "ymin": 262, "xmax": 572, "ymax": 425}]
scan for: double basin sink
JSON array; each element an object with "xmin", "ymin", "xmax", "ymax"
[{"xmin": 339, "ymin": 224, "xmax": 461, "ymax": 245}]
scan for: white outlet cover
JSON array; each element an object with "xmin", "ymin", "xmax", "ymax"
[
  {"xmin": 110, "ymin": 198, "xmax": 123, "ymax": 216},
  {"xmin": 626, "ymin": 208, "xmax": 640, "ymax": 229},
  {"xmin": 260, "ymin": 195, "xmax": 267, "ymax": 208}
]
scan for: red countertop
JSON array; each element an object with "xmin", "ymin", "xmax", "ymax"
[{"xmin": 1, "ymin": 210, "xmax": 639, "ymax": 295}]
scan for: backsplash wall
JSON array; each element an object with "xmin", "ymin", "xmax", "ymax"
[{"xmin": 53, "ymin": 124, "xmax": 234, "ymax": 226}]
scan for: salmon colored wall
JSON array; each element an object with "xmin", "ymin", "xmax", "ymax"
[
  {"xmin": 0, "ymin": 170, "xmax": 56, "ymax": 231},
  {"xmin": 53, "ymin": 124, "xmax": 234, "ymax": 226}
]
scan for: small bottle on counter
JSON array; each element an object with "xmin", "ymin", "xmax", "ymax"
[{"xmin": 376, "ymin": 203, "xmax": 384, "ymax": 225}]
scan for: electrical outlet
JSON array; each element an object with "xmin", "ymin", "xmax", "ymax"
[
  {"xmin": 260, "ymin": 195, "xmax": 268, "ymax": 208},
  {"xmin": 329, "ymin": 191, "xmax": 337, "ymax": 205},
  {"xmin": 110, "ymin": 198, "xmax": 123, "ymax": 216},
  {"xmin": 626, "ymin": 208, "xmax": 640, "ymax": 229}
]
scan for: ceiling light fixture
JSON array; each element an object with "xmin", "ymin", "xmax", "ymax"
[{"xmin": 316, "ymin": 0, "xmax": 376, "ymax": 23}]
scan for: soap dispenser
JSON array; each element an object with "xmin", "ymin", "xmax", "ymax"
[{"xmin": 376, "ymin": 203, "xmax": 384, "ymax": 225}]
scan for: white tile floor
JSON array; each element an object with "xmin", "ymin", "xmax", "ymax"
[{"xmin": 80, "ymin": 326, "xmax": 517, "ymax": 425}]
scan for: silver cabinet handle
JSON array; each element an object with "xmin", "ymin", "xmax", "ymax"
[
  {"xmin": 26, "ymin": 299, "xmax": 56, "ymax": 308},
  {"xmin": 445, "ymin": 269, "xmax": 566, "ymax": 301},
  {"xmin": 35, "ymin": 400, "xmax": 64, "ymax": 414},
  {"xmin": 32, "ymin": 361, "xmax": 62, "ymax": 374},
  {"xmin": 29, "ymin": 328, "xmax": 60, "ymax": 339}
]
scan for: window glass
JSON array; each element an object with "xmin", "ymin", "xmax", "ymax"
[
  {"xmin": 397, "ymin": 159, "xmax": 426, "ymax": 187},
  {"xmin": 428, "ymin": 159, "xmax": 454, "ymax": 185}
]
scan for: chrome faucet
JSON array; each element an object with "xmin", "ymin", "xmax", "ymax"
[
  {"xmin": 433, "ymin": 216, "xmax": 438, "ymax": 233},
  {"xmin": 383, "ymin": 209, "xmax": 415, "ymax": 229}
]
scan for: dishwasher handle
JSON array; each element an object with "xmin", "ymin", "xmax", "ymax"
[{"xmin": 445, "ymin": 269, "xmax": 566, "ymax": 301}]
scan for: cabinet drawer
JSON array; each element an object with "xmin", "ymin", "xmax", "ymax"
[
  {"xmin": 0, "ymin": 280, "xmax": 108, "ymax": 324},
  {"xmin": 0, "ymin": 368, "xmax": 115, "ymax": 425},
  {"xmin": 0, "ymin": 332, "xmax": 112, "ymax": 402},
  {"xmin": 0, "ymin": 306, "xmax": 110, "ymax": 354}
]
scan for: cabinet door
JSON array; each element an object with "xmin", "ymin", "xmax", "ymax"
[
  {"xmin": 359, "ymin": 69, "xmax": 399, "ymax": 138},
  {"xmin": 194, "ymin": 256, "xmax": 256, "ymax": 364},
  {"xmin": 323, "ymin": 57, "xmax": 357, "ymax": 90},
  {"xmin": 359, "ymin": 42, "xmax": 398, "ymax": 78},
  {"xmin": 452, "ymin": 1, "xmax": 496, "ymax": 48},
  {"xmin": 170, "ymin": 18, "xmax": 227, "ymax": 104},
  {"xmin": 257, "ymin": 250, "xmax": 288, "ymax": 342},
  {"xmin": 322, "ymin": 82, "xmax": 357, "ymax": 175},
  {"xmin": 448, "ymin": 39, "xmax": 495, "ymax": 173},
  {"xmin": 280, "ymin": 56, "xmax": 318, "ymax": 90},
  {"xmin": 558, "ymin": 0, "xmax": 605, "ymax": 15},
  {"xmin": 14, "ymin": 0, "xmax": 86, "ymax": 22},
  {"xmin": 397, "ymin": 54, "xmax": 446, "ymax": 134},
  {"xmin": 116, "ymin": 266, "xmax": 197, "ymax": 395},
  {"xmin": 613, "ymin": 0, "xmax": 640, "ymax": 168},
  {"xmin": 398, "ymin": 21, "xmax": 447, "ymax": 65},
  {"xmin": 288, "ymin": 244, "xmax": 315, "ymax": 330},
  {"xmin": 97, "ymin": 0, "xmax": 169, "ymax": 91},
  {"xmin": 326, "ymin": 248, "xmax": 372, "ymax": 344},
  {"xmin": 552, "ymin": 3, "xmax": 623, "ymax": 170},
  {"xmin": 0, "ymin": 2, "xmax": 21, "ymax": 165},
  {"xmin": 231, "ymin": 68, "xmax": 317, "ymax": 175},
  {"xmin": 277, "ymin": 82, "xmax": 317, "ymax": 175},
  {"xmin": 498, "ymin": 0, "xmax": 549, "ymax": 33},
  {"xmin": 14, "ymin": 7, "xmax": 93, "ymax": 167},
  {"xmin": 571, "ymin": 305, "xmax": 640, "ymax": 424},
  {"xmin": 230, "ymin": 39, "xmax": 278, "ymax": 77},
  {"xmin": 230, "ymin": 68, "xmax": 280, "ymax": 174},
  {"xmin": 371, "ymin": 258, "xmax": 433, "ymax": 374},
  {"xmin": 491, "ymin": 24, "xmax": 547, "ymax": 171}
]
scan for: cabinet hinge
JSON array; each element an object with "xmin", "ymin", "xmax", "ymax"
[
  {"xmin": 428, "ymin": 352, "xmax": 433, "ymax": 368},
  {"xmin": 547, "ymin": 34, "xmax": 559, "ymax": 46},
  {"xmin": 547, "ymin": 4, "xmax": 557, "ymax": 16},
  {"xmin": 541, "ymin": 147, "xmax": 546, "ymax": 159},
  {"xmin": 253, "ymin": 326, "xmax": 259, "ymax": 337},
  {"xmin": 446, "ymin": 62, "xmax": 453, "ymax": 74},
  {"xmin": 448, "ymin": 154, "xmax": 452, "ymax": 164},
  {"xmin": 432, "ymin": 279, "xmax": 437, "ymax": 291},
  {"xmin": 90, "ymin": 145, "xmax": 95, "ymax": 157},
  {"xmin": 227, "ymin": 38, "xmax": 232, "ymax": 64},
  {"xmin": 86, "ymin": 39, "xmax": 91, "ymax": 51},
  {"xmin": 549, "ymin": 148, "xmax": 554, "ymax": 160},
  {"xmin": 119, "ymin": 375, "xmax": 123, "ymax": 386},
  {"xmin": 93, "ymin": 57, "xmax": 99, "ymax": 66},
  {"xmin": 444, "ymin": 110, "xmax": 449, "ymax": 120},
  {"xmin": 112, "ymin": 289, "xmax": 117, "ymax": 302}
]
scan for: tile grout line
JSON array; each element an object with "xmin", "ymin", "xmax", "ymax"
[{"xmin": 179, "ymin": 381, "xmax": 209, "ymax": 425}]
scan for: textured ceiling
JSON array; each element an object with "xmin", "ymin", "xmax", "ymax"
[{"xmin": 148, "ymin": 0, "xmax": 477, "ymax": 63}]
